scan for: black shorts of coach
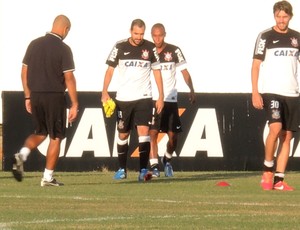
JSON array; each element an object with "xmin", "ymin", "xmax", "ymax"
[{"xmin": 30, "ymin": 92, "xmax": 67, "ymax": 139}]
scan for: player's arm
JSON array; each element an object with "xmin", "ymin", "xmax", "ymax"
[
  {"xmin": 251, "ymin": 58, "xmax": 263, "ymax": 109},
  {"xmin": 102, "ymin": 66, "xmax": 115, "ymax": 103},
  {"xmin": 64, "ymin": 71, "xmax": 79, "ymax": 123},
  {"xmin": 21, "ymin": 64, "xmax": 32, "ymax": 114},
  {"xmin": 153, "ymin": 68, "xmax": 164, "ymax": 114},
  {"xmin": 181, "ymin": 69, "xmax": 195, "ymax": 104}
]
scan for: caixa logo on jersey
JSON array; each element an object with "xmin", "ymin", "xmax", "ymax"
[{"xmin": 37, "ymin": 107, "xmax": 224, "ymax": 158}]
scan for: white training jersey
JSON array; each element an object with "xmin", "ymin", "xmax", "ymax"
[
  {"xmin": 253, "ymin": 27, "xmax": 300, "ymax": 97},
  {"xmin": 106, "ymin": 38, "xmax": 160, "ymax": 101},
  {"xmin": 152, "ymin": 43, "xmax": 187, "ymax": 102}
]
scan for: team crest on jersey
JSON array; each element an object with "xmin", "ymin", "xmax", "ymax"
[
  {"xmin": 118, "ymin": 120, "xmax": 125, "ymax": 130},
  {"xmin": 164, "ymin": 52, "xmax": 173, "ymax": 61},
  {"xmin": 272, "ymin": 109, "xmax": 280, "ymax": 120},
  {"xmin": 290, "ymin": 37, "xmax": 298, "ymax": 48},
  {"xmin": 141, "ymin": 50, "xmax": 149, "ymax": 60}
]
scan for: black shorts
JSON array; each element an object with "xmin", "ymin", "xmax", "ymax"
[
  {"xmin": 30, "ymin": 92, "xmax": 67, "ymax": 139},
  {"xmin": 150, "ymin": 101, "xmax": 182, "ymax": 133},
  {"xmin": 116, "ymin": 98, "xmax": 152, "ymax": 133},
  {"xmin": 262, "ymin": 93, "xmax": 299, "ymax": 131}
]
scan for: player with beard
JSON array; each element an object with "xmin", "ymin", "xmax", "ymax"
[
  {"xmin": 251, "ymin": 0, "xmax": 300, "ymax": 191},
  {"xmin": 102, "ymin": 19, "xmax": 164, "ymax": 181}
]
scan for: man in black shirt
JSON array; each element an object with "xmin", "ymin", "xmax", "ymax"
[{"xmin": 12, "ymin": 15, "xmax": 78, "ymax": 186}]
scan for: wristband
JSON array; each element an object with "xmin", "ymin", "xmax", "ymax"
[{"xmin": 25, "ymin": 97, "xmax": 30, "ymax": 100}]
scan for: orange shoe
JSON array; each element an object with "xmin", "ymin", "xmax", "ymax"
[
  {"xmin": 273, "ymin": 181, "xmax": 294, "ymax": 191},
  {"xmin": 260, "ymin": 171, "xmax": 273, "ymax": 190}
]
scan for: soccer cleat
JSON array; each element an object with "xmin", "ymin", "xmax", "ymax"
[
  {"xmin": 164, "ymin": 162, "xmax": 174, "ymax": 177},
  {"xmin": 12, "ymin": 153, "xmax": 24, "ymax": 182},
  {"xmin": 114, "ymin": 168, "xmax": 127, "ymax": 180},
  {"xmin": 41, "ymin": 178, "xmax": 64, "ymax": 187},
  {"xmin": 138, "ymin": 168, "xmax": 152, "ymax": 182},
  {"xmin": 273, "ymin": 181, "xmax": 294, "ymax": 191},
  {"xmin": 260, "ymin": 171, "xmax": 273, "ymax": 190},
  {"xmin": 151, "ymin": 168, "xmax": 160, "ymax": 178}
]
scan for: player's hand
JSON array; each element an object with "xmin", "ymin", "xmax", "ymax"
[
  {"xmin": 189, "ymin": 92, "xmax": 196, "ymax": 104},
  {"xmin": 25, "ymin": 99, "xmax": 32, "ymax": 114},
  {"xmin": 252, "ymin": 92, "xmax": 263, "ymax": 110},
  {"xmin": 155, "ymin": 98, "xmax": 164, "ymax": 114},
  {"xmin": 68, "ymin": 104, "xmax": 79, "ymax": 124},
  {"xmin": 101, "ymin": 91, "xmax": 110, "ymax": 104},
  {"xmin": 103, "ymin": 98, "xmax": 116, "ymax": 118}
]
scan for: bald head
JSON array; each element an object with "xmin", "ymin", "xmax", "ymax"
[{"xmin": 51, "ymin": 15, "xmax": 71, "ymax": 40}]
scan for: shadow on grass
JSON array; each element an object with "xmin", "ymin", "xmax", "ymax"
[{"xmin": 119, "ymin": 171, "xmax": 262, "ymax": 184}]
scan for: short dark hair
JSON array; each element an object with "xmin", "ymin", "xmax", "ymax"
[
  {"xmin": 273, "ymin": 0, "xmax": 293, "ymax": 17},
  {"xmin": 151, "ymin": 23, "xmax": 166, "ymax": 34},
  {"xmin": 130, "ymin": 19, "xmax": 146, "ymax": 30}
]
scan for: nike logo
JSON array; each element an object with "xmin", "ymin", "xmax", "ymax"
[
  {"xmin": 176, "ymin": 126, "xmax": 181, "ymax": 129},
  {"xmin": 275, "ymin": 185, "xmax": 284, "ymax": 190},
  {"xmin": 124, "ymin": 52, "xmax": 130, "ymax": 55},
  {"xmin": 273, "ymin": 40, "xmax": 280, "ymax": 44}
]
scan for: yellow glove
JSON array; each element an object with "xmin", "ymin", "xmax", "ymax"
[{"xmin": 103, "ymin": 98, "xmax": 116, "ymax": 118}]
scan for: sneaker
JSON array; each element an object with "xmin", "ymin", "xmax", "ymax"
[
  {"xmin": 114, "ymin": 168, "xmax": 127, "ymax": 180},
  {"xmin": 12, "ymin": 153, "xmax": 24, "ymax": 182},
  {"xmin": 164, "ymin": 162, "xmax": 174, "ymax": 177},
  {"xmin": 260, "ymin": 171, "xmax": 273, "ymax": 190},
  {"xmin": 151, "ymin": 168, "xmax": 160, "ymax": 178},
  {"xmin": 138, "ymin": 168, "xmax": 152, "ymax": 182},
  {"xmin": 273, "ymin": 181, "xmax": 294, "ymax": 191},
  {"xmin": 41, "ymin": 178, "xmax": 64, "ymax": 187}
]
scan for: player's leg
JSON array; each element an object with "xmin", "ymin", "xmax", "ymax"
[
  {"xmin": 260, "ymin": 94, "xmax": 281, "ymax": 190},
  {"xmin": 273, "ymin": 97, "xmax": 298, "ymax": 191},
  {"xmin": 41, "ymin": 137, "xmax": 64, "ymax": 186},
  {"xmin": 12, "ymin": 92, "xmax": 48, "ymax": 182},
  {"xmin": 149, "ymin": 129, "xmax": 160, "ymax": 177},
  {"xmin": 12, "ymin": 134, "xmax": 46, "ymax": 182},
  {"xmin": 113, "ymin": 100, "xmax": 132, "ymax": 180},
  {"xmin": 161, "ymin": 102, "xmax": 181, "ymax": 177},
  {"xmin": 273, "ymin": 130, "xmax": 294, "ymax": 191},
  {"xmin": 136, "ymin": 99, "xmax": 152, "ymax": 182},
  {"xmin": 41, "ymin": 92, "xmax": 66, "ymax": 186}
]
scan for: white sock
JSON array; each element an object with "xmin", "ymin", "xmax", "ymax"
[
  {"xmin": 19, "ymin": 147, "xmax": 31, "ymax": 161},
  {"xmin": 43, "ymin": 169, "xmax": 54, "ymax": 181},
  {"xmin": 150, "ymin": 158, "xmax": 158, "ymax": 167},
  {"xmin": 264, "ymin": 160, "xmax": 274, "ymax": 168},
  {"xmin": 165, "ymin": 152, "xmax": 172, "ymax": 159}
]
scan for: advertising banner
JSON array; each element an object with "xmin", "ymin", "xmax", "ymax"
[{"xmin": 2, "ymin": 91, "xmax": 300, "ymax": 171}]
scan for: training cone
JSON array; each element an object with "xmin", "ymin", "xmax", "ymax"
[{"xmin": 216, "ymin": 181, "xmax": 230, "ymax": 187}]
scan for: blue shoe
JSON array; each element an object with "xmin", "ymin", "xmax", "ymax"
[
  {"xmin": 151, "ymin": 168, "xmax": 160, "ymax": 178},
  {"xmin": 138, "ymin": 168, "xmax": 152, "ymax": 182},
  {"xmin": 114, "ymin": 168, "xmax": 126, "ymax": 180},
  {"xmin": 164, "ymin": 162, "xmax": 174, "ymax": 177}
]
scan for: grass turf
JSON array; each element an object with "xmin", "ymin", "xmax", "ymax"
[{"xmin": 1, "ymin": 171, "xmax": 300, "ymax": 229}]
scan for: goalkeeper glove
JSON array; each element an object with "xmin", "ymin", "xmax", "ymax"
[{"xmin": 103, "ymin": 98, "xmax": 116, "ymax": 118}]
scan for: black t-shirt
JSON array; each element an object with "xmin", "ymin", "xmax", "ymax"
[{"xmin": 23, "ymin": 32, "xmax": 75, "ymax": 92}]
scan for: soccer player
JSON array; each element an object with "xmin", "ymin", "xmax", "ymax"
[
  {"xmin": 251, "ymin": 0, "xmax": 300, "ymax": 191},
  {"xmin": 149, "ymin": 23, "xmax": 195, "ymax": 177},
  {"xmin": 12, "ymin": 15, "xmax": 78, "ymax": 186},
  {"xmin": 101, "ymin": 19, "xmax": 164, "ymax": 181}
]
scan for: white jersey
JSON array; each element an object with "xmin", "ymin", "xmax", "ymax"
[
  {"xmin": 152, "ymin": 43, "xmax": 187, "ymax": 102},
  {"xmin": 106, "ymin": 38, "xmax": 160, "ymax": 101},
  {"xmin": 253, "ymin": 27, "xmax": 300, "ymax": 97}
]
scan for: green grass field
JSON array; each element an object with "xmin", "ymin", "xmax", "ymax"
[{"xmin": 1, "ymin": 170, "xmax": 300, "ymax": 229}]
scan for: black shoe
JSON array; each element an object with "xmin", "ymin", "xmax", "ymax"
[{"xmin": 12, "ymin": 153, "xmax": 24, "ymax": 182}]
